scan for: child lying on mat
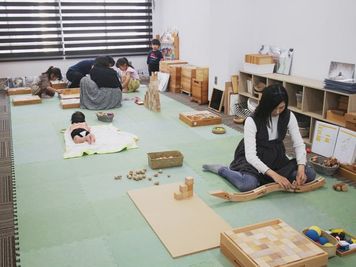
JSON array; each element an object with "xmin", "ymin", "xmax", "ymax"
[{"xmin": 70, "ymin": 111, "xmax": 96, "ymax": 144}]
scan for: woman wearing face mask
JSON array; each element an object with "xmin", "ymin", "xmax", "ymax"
[{"xmin": 203, "ymin": 84, "xmax": 316, "ymax": 192}]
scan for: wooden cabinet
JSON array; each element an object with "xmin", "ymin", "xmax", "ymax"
[
  {"xmin": 181, "ymin": 65, "xmax": 197, "ymax": 95},
  {"xmin": 239, "ymin": 71, "xmax": 356, "ymax": 144},
  {"xmin": 191, "ymin": 67, "xmax": 209, "ymax": 104}
]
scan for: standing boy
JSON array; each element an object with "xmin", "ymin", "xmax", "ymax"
[{"xmin": 147, "ymin": 39, "xmax": 163, "ymax": 76}]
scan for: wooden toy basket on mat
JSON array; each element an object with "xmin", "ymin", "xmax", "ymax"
[
  {"xmin": 303, "ymin": 229, "xmax": 338, "ymax": 258},
  {"xmin": 147, "ymin": 150, "xmax": 183, "ymax": 169}
]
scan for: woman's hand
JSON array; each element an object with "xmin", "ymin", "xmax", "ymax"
[
  {"xmin": 295, "ymin": 164, "xmax": 307, "ymax": 186},
  {"xmin": 266, "ymin": 169, "xmax": 292, "ymax": 190}
]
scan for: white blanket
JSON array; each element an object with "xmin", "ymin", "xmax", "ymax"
[{"xmin": 64, "ymin": 124, "xmax": 138, "ymax": 159}]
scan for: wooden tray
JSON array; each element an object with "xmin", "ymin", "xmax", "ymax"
[
  {"xmin": 60, "ymin": 99, "xmax": 80, "ymax": 109},
  {"xmin": 179, "ymin": 111, "xmax": 222, "ymax": 127},
  {"xmin": 12, "ymin": 95, "xmax": 41, "ymax": 106},
  {"xmin": 7, "ymin": 87, "xmax": 32, "ymax": 95},
  {"xmin": 303, "ymin": 229, "xmax": 338, "ymax": 258},
  {"xmin": 336, "ymin": 230, "xmax": 356, "ymax": 256},
  {"xmin": 147, "ymin": 150, "xmax": 183, "ymax": 169},
  {"xmin": 221, "ymin": 219, "xmax": 328, "ymax": 267}
]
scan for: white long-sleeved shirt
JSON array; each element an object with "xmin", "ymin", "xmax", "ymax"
[{"xmin": 244, "ymin": 112, "xmax": 306, "ymax": 174}]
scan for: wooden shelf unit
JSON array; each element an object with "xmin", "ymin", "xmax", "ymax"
[{"xmin": 239, "ymin": 71, "xmax": 356, "ymax": 144}]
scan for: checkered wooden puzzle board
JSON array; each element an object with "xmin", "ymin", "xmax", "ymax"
[{"xmin": 228, "ymin": 221, "xmax": 324, "ymax": 267}]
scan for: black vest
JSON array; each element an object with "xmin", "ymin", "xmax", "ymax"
[{"xmin": 230, "ymin": 109, "xmax": 296, "ymax": 184}]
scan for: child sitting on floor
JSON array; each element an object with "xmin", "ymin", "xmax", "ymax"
[
  {"xmin": 116, "ymin": 57, "xmax": 140, "ymax": 93},
  {"xmin": 70, "ymin": 111, "xmax": 96, "ymax": 144},
  {"xmin": 32, "ymin": 66, "xmax": 62, "ymax": 97}
]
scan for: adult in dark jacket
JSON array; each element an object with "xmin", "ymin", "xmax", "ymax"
[
  {"xmin": 90, "ymin": 56, "xmax": 122, "ymax": 89},
  {"xmin": 66, "ymin": 59, "xmax": 95, "ymax": 88}
]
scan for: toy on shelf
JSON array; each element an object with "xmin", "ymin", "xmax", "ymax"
[
  {"xmin": 174, "ymin": 176, "xmax": 194, "ymax": 200},
  {"xmin": 210, "ymin": 177, "xmax": 325, "ymax": 202}
]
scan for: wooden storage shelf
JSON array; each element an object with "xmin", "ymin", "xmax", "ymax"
[{"xmin": 239, "ymin": 70, "xmax": 356, "ymax": 144}]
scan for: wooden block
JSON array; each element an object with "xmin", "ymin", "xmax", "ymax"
[
  {"xmin": 12, "ymin": 95, "xmax": 41, "ymax": 106},
  {"xmin": 345, "ymin": 112, "xmax": 356, "ymax": 123},
  {"xmin": 245, "ymin": 54, "xmax": 274, "ymax": 65},
  {"xmin": 338, "ymin": 165, "xmax": 356, "ymax": 182},
  {"xmin": 187, "ymin": 191, "xmax": 193, "ymax": 197},
  {"xmin": 231, "ymin": 75, "xmax": 239, "ymax": 94},
  {"xmin": 191, "ymin": 79, "xmax": 208, "ymax": 105},
  {"xmin": 182, "ymin": 191, "xmax": 191, "ymax": 199},
  {"xmin": 187, "ymin": 184, "xmax": 193, "ymax": 191},
  {"xmin": 179, "ymin": 184, "xmax": 188, "ymax": 193},
  {"xmin": 52, "ymin": 82, "xmax": 67, "ymax": 89},
  {"xmin": 7, "ymin": 87, "xmax": 32, "ymax": 95},
  {"xmin": 196, "ymin": 67, "xmax": 209, "ymax": 82},
  {"xmin": 60, "ymin": 98, "xmax": 80, "ymax": 109},
  {"xmin": 185, "ymin": 176, "xmax": 194, "ymax": 185},
  {"xmin": 345, "ymin": 121, "xmax": 356, "ymax": 131},
  {"xmin": 160, "ymin": 60, "xmax": 188, "ymax": 73},
  {"xmin": 174, "ymin": 192, "xmax": 183, "ymax": 200},
  {"xmin": 57, "ymin": 88, "xmax": 80, "ymax": 95},
  {"xmin": 326, "ymin": 110, "xmax": 346, "ymax": 125}
]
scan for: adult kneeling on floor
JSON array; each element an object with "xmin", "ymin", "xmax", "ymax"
[{"xmin": 80, "ymin": 56, "xmax": 122, "ymax": 110}]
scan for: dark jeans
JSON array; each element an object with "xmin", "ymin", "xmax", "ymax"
[
  {"xmin": 66, "ymin": 70, "xmax": 84, "ymax": 88},
  {"xmin": 218, "ymin": 164, "xmax": 316, "ymax": 192}
]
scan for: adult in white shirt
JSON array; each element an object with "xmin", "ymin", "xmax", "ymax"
[{"xmin": 203, "ymin": 84, "xmax": 316, "ymax": 191}]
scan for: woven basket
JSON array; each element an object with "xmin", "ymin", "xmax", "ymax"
[
  {"xmin": 303, "ymin": 229, "xmax": 338, "ymax": 258},
  {"xmin": 96, "ymin": 112, "xmax": 114, "ymax": 122},
  {"xmin": 147, "ymin": 150, "xmax": 183, "ymax": 169},
  {"xmin": 308, "ymin": 156, "xmax": 339, "ymax": 176}
]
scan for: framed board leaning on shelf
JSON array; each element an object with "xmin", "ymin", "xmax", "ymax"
[{"xmin": 208, "ymin": 88, "xmax": 224, "ymax": 112}]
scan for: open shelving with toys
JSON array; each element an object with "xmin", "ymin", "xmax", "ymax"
[{"xmin": 239, "ymin": 71, "xmax": 356, "ymax": 145}]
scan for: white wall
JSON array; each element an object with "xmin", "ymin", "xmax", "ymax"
[
  {"xmin": 0, "ymin": 56, "xmax": 148, "ymax": 79},
  {"xmin": 155, "ymin": 0, "xmax": 356, "ymax": 94}
]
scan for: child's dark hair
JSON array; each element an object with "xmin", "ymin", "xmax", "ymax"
[
  {"xmin": 116, "ymin": 57, "xmax": 134, "ymax": 69},
  {"xmin": 253, "ymin": 84, "xmax": 289, "ymax": 127},
  {"xmin": 151, "ymin": 39, "xmax": 161, "ymax": 47},
  {"xmin": 71, "ymin": 111, "xmax": 86, "ymax": 124},
  {"xmin": 43, "ymin": 66, "xmax": 62, "ymax": 80},
  {"xmin": 94, "ymin": 56, "xmax": 110, "ymax": 67}
]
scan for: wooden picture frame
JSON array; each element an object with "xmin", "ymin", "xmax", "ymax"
[{"xmin": 209, "ymin": 88, "xmax": 225, "ymax": 113}]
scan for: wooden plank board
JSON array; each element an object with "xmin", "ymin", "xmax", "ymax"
[
  {"xmin": 12, "ymin": 95, "xmax": 41, "ymax": 106},
  {"xmin": 128, "ymin": 183, "xmax": 231, "ymax": 258},
  {"xmin": 57, "ymin": 88, "xmax": 80, "ymax": 95},
  {"xmin": 7, "ymin": 87, "xmax": 32, "ymax": 95},
  {"xmin": 60, "ymin": 98, "xmax": 80, "ymax": 109}
]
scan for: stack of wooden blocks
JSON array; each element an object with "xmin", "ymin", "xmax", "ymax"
[
  {"xmin": 181, "ymin": 65, "xmax": 197, "ymax": 95},
  {"xmin": 191, "ymin": 67, "xmax": 209, "ymax": 104},
  {"xmin": 245, "ymin": 54, "xmax": 274, "ymax": 64},
  {"xmin": 159, "ymin": 60, "xmax": 188, "ymax": 93},
  {"xmin": 144, "ymin": 73, "xmax": 160, "ymax": 112},
  {"xmin": 174, "ymin": 176, "xmax": 194, "ymax": 200},
  {"xmin": 345, "ymin": 112, "xmax": 356, "ymax": 131},
  {"xmin": 326, "ymin": 95, "xmax": 349, "ymax": 125}
]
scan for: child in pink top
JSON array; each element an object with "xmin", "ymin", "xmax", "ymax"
[{"xmin": 116, "ymin": 58, "xmax": 140, "ymax": 93}]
